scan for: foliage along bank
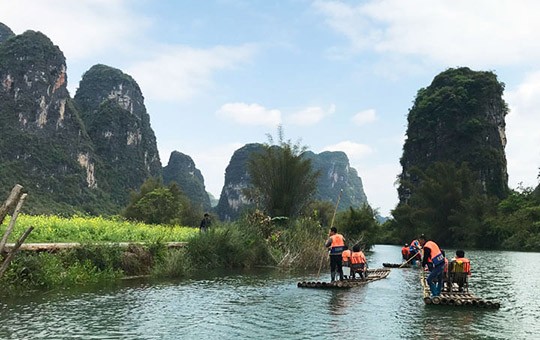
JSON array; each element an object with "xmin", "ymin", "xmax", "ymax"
[{"xmin": 0, "ymin": 207, "xmax": 381, "ymax": 297}]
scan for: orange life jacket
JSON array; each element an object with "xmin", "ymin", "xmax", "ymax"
[
  {"xmin": 351, "ymin": 251, "xmax": 366, "ymax": 264},
  {"xmin": 342, "ymin": 249, "xmax": 351, "ymax": 263},
  {"xmin": 423, "ymin": 240, "xmax": 444, "ymax": 266},
  {"xmin": 409, "ymin": 240, "xmax": 420, "ymax": 255},
  {"xmin": 401, "ymin": 246, "xmax": 409, "ymax": 256},
  {"xmin": 453, "ymin": 257, "xmax": 471, "ymax": 274},
  {"xmin": 329, "ymin": 234, "xmax": 345, "ymax": 255}
]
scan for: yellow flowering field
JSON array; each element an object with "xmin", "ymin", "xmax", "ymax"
[{"xmin": 1, "ymin": 215, "xmax": 198, "ymax": 243}]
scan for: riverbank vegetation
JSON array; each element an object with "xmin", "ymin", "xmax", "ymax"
[
  {"xmin": 383, "ymin": 162, "xmax": 540, "ymax": 251},
  {"xmin": 0, "ymin": 206, "xmax": 380, "ymax": 297}
]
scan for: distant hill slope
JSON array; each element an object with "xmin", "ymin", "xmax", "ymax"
[
  {"xmin": 163, "ymin": 151, "xmax": 211, "ymax": 212},
  {"xmin": 0, "ymin": 23, "xmax": 14, "ymax": 43},
  {"xmin": 215, "ymin": 143, "xmax": 369, "ymax": 221}
]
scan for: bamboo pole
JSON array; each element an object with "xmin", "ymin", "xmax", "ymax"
[
  {"xmin": 0, "ymin": 193, "xmax": 27, "ymax": 254},
  {"xmin": 3, "ymin": 241, "xmax": 188, "ymax": 252},
  {"xmin": 0, "ymin": 184, "xmax": 24, "ymax": 226},
  {"xmin": 0, "ymin": 226, "xmax": 34, "ymax": 279},
  {"xmin": 316, "ymin": 189, "xmax": 343, "ymax": 279}
]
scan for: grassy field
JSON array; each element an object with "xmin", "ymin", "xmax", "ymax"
[{"xmin": 2, "ymin": 214, "xmax": 198, "ymax": 243}]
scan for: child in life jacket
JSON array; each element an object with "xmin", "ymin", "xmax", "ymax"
[{"xmin": 350, "ymin": 244, "xmax": 368, "ymax": 279}]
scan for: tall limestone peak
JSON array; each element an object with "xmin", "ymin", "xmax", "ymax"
[
  {"xmin": 0, "ymin": 30, "xmax": 107, "ymax": 213},
  {"xmin": 0, "ymin": 23, "xmax": 15, "ymax": 44},
  {"xmin": 163, "ymin": 151, "xmax": 211, "ymax": 211},
  {"xmin": 398, "ymin": 67, "xmax": 509, "ymax": 204},
  {"xmin": 215, "ymin": 143, "xmax": 369, "ymax": 221},
  {"xmin": 303, "ymin": 150, "xmax": 368, "ymax": 209},
  {"xmin": 216, "ymin": 143, "xmax": 262, "ymax": 221},
  {"xmin": 74, "ymin": 64, "xmax": 161, "ymax": 205}
]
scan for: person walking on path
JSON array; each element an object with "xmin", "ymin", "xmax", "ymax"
[
  {"xmin": 325, "ymin": 227, "xmax": 346, "ymax": 282},
  {"xmin": 199, "ymin": 213, "xmax": 211, "ymax": 232},
  {"xmin": 419, "ymin": 235, "xmax": 445, "ymax": 297}
]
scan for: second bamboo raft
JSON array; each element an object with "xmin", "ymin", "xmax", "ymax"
[
  {"xmin": 420, "ymin": 271, "xmax": 500, "ymax": 309},
  {"xmin": 298, "ymin": 268, "xmax": 390, "ymax": 289}
]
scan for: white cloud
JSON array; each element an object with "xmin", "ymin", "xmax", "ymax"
[
  {"xmin": 352, "ymin": 109, "xmax": 377, "ymax": 126},
  {"xmin": 287, "ymin": 104, "xmax": 335, "ymax": 126},
  {"xmin": 505, "ymin": 72, "xmax": 540, "ymax": 189},
  {"xmin": 129, "ymin": 44, "xmax": 257, "ymax": 102},
  {"xmin": 314, "ymin": 0, "xmax": 540, "ymax": 66},
  {"xmin": 354, "ymin": 162, "xmax": 401, "ymax": 216},
  {"xmin": 321, "ymin": 141, "xmax": 374, "ymax": 161},
  {"xmin": 0, "ymin": 0, "xmax": 145, "ymax": 61},
  {"xmin": 216, "ymin": 102, "xmax": 282, "ymax": 126}
]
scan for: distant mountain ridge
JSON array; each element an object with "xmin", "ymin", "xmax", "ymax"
[
  {"xmin": 0, "ymin": 24, "xmax": 165, "ymax": 213},
  {"xmin": 0, "ymin": 29, "xmax": 110, "ymax": 213},
  {"xmin": 0, "ymin": 23, "xmax": 225, "ymax": 215},
  {"xmin": 215, "ymin": 143, "xmax": 369, "ymax": 221}
]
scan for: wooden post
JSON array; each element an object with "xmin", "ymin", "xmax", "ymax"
[
  {"xmin": 0, "ymin": 184, "xmax": 24, "ymax": 226},
  {"xmin": 0, "ymin": 193, "xmax": 27, "ymax": 254},
  {"xmin": 0, "ymin": 226, "xmax": 33, "ymax": 279}
]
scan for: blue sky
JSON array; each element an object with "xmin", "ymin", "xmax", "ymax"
[{"xmin": 1, "ymin": 0, "xmax": 539, "ymax": 216}]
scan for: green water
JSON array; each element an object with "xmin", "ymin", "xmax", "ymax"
[{"xmin": 1, "ymin": 245, "xmax": 539, "ymax": 339}]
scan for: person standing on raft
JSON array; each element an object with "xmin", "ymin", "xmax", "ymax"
[
  {"xmin": 419, "ymin": 235, "xmax": 445, "ymax": 297},
  {"xmin": 325, "ymin": 227, "xmax": 346, "ymax": 282}
]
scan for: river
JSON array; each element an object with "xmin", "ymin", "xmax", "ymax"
[{"xmin": 1, "ymin": 245, "xmax": 539, "ymax": 339}]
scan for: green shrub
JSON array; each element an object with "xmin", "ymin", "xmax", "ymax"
[
  {"xmin": 270, "ymin": 218, "xmax": 327, "ymax": 270},
  {"xmin": 152, "ymin": 248, "xmax": 190, "ymax": 278},
  {"xmin": 185, "ymin": 219, "xmax": 274, "ymax": 269},
  {"xmin": 0, "ymin": 251, "xmax": 122, "ymax": 296}
]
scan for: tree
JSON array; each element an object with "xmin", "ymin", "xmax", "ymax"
[
  {"xmin": 247, "ymin": 126, "xmax": 320, "ymax": 218},
  {"xmin": 122, "ymin": 178, "xmax": 197, "ymax": 225},
  {"xmin": 336, "ymin": 204, "xmax": 379, "ymax": 251},
  {"xmin": 303, "ymin": 200, "xmax": 336, "ymax": 227},
  {"xmin": 392, "ymin": 161, "xmax": 497, "ymax": 247}
]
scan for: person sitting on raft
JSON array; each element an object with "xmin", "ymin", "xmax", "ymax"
[
  {"xmin": 325, "ymin": 227, "xmax": 346, "ymax": 282},
  {"xmin": 449, "ymin": 250, "xmax": 471, "ymax": 292},
  {"xmin": 401, "ymin": 243, "xmax": 410, "ymax": 260},
  {"xmin": 408, "ymin": 238, "xmax": 422, "ymax": 265},
  {"xmin": 419, "ymin": 235, "xmax": 445, "ymax": 297},
  {"xmin": 342, "ymin": 247, "xmax": 352, "ymax": 278},
  {"xmin": 350, "ymin": 244, "xmax": 368, "ymax": 280}
]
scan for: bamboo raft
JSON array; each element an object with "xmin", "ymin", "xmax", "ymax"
[
  {"xmin": 297, "ymin": 268, "xmax": 390, "ymax": 289},
  {"xmin": 420, "ymin": 271, "xmax": 500, "ymax": 309}
]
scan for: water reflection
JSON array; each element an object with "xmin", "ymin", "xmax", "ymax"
[{"xmin": 327, "ymin": 290, "xmax": 348, "ymax": 315}]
